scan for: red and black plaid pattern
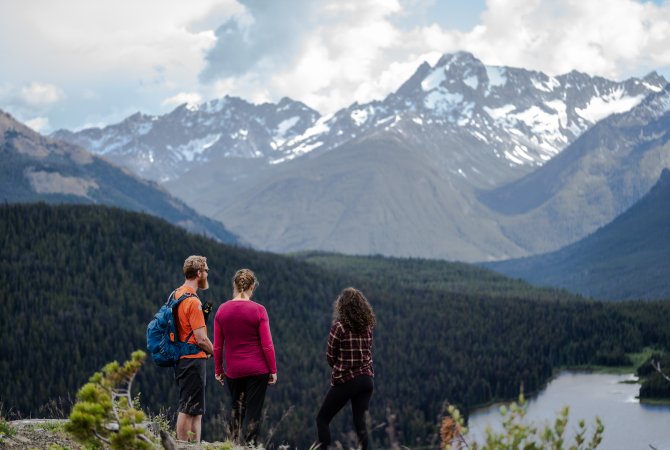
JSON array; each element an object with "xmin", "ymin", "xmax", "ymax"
[{"xmin": 326, "ymin": 321, "xmax": 374, "ymax": 385}]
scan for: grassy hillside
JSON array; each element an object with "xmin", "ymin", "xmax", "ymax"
[
  {"xmin": 486, "ymin": 169, "xmax": 670, "ymax": 300},
  {"xmin": 2, "ymin": 203, "xmax": 670, "ymax": 447}
]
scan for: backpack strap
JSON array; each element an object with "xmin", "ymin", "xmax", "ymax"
[{"xmin": 173, "ymin": 291, "xmax": 200, "ymax": 344}]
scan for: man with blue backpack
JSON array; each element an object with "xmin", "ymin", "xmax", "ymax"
[{"xmin": 147, "ymin": 255, "xmax": 214, "ymax": 443}]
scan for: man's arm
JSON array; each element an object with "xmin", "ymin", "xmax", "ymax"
[{"xmin": 193, "ymin": 326, "xmax": 214, "ymax": 356}]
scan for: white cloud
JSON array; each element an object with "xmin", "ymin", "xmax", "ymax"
[
  {"xmin": 20, "ymin": 82, "xmax": 65, "ymax": 106},
  {"xmin": 25, "ymin": 117, "xmax": 50, "ymax": 133},
  {"xmin": 427, "ymin": 0, "xmax": 670, "ymax": 79},
  {"xmin": 162, "ymin": 92, "xmax": 203, "ymax": 107},
  {"xmin": 201, "ymin": 0, "xmax": 670, "ymax": 115},
  {"xmin": 2, "ymin": 0, "xmax": 670, "ymax": 129}
]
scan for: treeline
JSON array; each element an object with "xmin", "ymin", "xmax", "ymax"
[{"xmin": 2, "ymin": 203, "xmax": 670, "ymax": 448}]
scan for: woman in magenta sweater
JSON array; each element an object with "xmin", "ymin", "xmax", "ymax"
[{"xmin": 213, "ymin": 268, "xmax": 277, "ymax": 445}]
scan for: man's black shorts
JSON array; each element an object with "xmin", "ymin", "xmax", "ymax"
[{"xmin": 175, "ymin": 358, "xmax": 207, "ymax": 415}]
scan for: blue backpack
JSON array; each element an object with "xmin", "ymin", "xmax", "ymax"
[{"xmin": 147, "ymin": 291, "xmax": 203, "ymax": 367}]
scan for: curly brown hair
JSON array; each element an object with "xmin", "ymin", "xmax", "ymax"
[
  {"xmin": 183, "ymin": 255, "xmax": 207, "ymax": 280},
  {"xmin": 333, "ymin": 287, "xmax": 376, "ymax": 333}
]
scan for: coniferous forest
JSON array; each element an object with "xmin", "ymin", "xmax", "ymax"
[{"xmin": 2, "ymin": 203, "xmax": 670, "ymax": 447}]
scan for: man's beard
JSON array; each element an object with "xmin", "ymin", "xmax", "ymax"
[{"xmin": 198, "ymin": 277, "xmax": 209, "ymax": 290}]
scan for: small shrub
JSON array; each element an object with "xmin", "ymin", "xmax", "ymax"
[
  {"xmin": 65, "ymin": 350, "xmax": 154, "ymax": 449},
  {"xmin": 442, "ymin": 394, "xmax": 604, "ymax": 450},
  {"xmin": 0, "ymin": 417, "xmax": 17, "ymax": 443}
]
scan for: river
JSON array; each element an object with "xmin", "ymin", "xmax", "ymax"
[{"xmin": 466, "ymin": 372, "xmax": 670, "ymax": 450}]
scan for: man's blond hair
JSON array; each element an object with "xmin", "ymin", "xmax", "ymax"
[{"xmin": 183, "ymin": 255, "xmax": 207, "ymax": 280}]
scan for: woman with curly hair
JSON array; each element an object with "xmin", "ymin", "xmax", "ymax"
[{"xmin": 316, "ymin": 287, "xmax": 376, "ymax": 450}]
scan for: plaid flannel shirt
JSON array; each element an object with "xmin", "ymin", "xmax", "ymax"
[{"xmin": 326, "ymin": 321, "xmax": 374, "ymax": 385}]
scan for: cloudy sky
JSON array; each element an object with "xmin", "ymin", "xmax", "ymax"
[{"xmin": 1, "ymin": 0, "xmax": 669, "ymax": 133}]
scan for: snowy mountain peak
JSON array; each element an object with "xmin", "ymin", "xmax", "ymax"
[
  {"xmin": 53, "ymin": 52, "xmax": 667, "ymax": 187},
  {"xmin": 52, "ymin": 96, "xmax": 320, "ymax": 181}
]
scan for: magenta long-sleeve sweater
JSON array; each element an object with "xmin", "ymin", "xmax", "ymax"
[{"xmin": 213, "ymin": 299, "xmax": 277, "ymax": 378}]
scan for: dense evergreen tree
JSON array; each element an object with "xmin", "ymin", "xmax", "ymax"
[{"xmin": 1, "ymin": 203, "xmax": 669, "ymax": 447}]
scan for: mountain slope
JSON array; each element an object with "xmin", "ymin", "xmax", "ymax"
[
  {"xmin": 485, "ymin": 169, "xmax": 670, "ymax": 300},
  {"xmin": 480, "ymin": 84, "xmax": 670, "ymax": 253},
  {"xmin": 213, "ymin": 130, "xmax": 525, "ymax": 261},
  {"xmin": 0, "ymin": 110, "xmax": 238, "ymax": 244}
]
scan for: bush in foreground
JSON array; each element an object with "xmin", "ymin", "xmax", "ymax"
[
  {"xmin": 442, "ymin": 394, "xmax": 604, "ymax": 450},
  {"xmin": 65, "ymin": 350, "xmax": 154, "ymax": 449}
]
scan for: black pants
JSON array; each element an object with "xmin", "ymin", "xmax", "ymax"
[
  {"xmin": 316, "ymin": 375, "xmax": 374, "ymax": 450},
  {"xmin": 226, "ymin": 373, "xmax": 269, "ymax": 445}
]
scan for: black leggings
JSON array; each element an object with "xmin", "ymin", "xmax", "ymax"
[
  {"xmin": 316, "ymin": 375, "xmax": 374, "ymax": 450},
  {"xmin": 226, "ymin": 373, "xmax": 269, "ymax": 445}
]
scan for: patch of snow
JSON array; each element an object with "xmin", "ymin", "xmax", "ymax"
[
  {"xmin": 471, "ymin": 131, "xmax": 489, "ymax": 143},
  {"xmin": 485, "ymin": 66, "xmax": 507, "ymax": 88},
  {"xmin": 484, "ymin": 104, "xmax": 516, "ymax": 120},
  {"xmin": 231, "ymin": 129, "xmax": 248, "ymax": 140},
  {"xmin": 545, "ymin": 100, "xmax": 568, "ymax": 128},
  {"xmin": 351, "ymin": 109, "xmax": 369, "ymax": 126},
  {"xmin": 642, "ymin": 82, "xmax": 663, "ymax": 93},
  {"xmin": 101, "ymin": 136, "xmax": 131, "ymax": 155},
  {"xmin": 424, "ymin": 89, "xmax": 463, "ymax": 114},
  {"xmin": 176, "ymin": 134, "xmax": 221, "ymax": 162},
  {"xmin": 576, "ymin": 89, "xmax": 645, "ymax": 122},
  {"xmin": 531, "ymin": 76, "xmax": 560, "ymax": 92},
  {"xmin": 276, "ymin": 116, "xmax": 300, "ymax": 136},
  {"xmin": 513, "ymin": 145, "xmax": 534, "ymax": 162},
  {"xmin": 514, "ymin": 106, "xmax": 560, "ymax": 134},
  {"xmin": 270, "ymin": 141, "xmax": 323, "ymax": 164},
  {"xmin": 186, "ymin": 103, "xmax": 200, "ymax": 112},
  {"xmin": 412, "ymin": 117, "xmax": 423, "ymax": 125},
  {"xmin": 463, "ymin": 75, "xmax": 479, "ymax": 90},
  {"xmin": 568, "ymin": 122, "xmax": 582, "ymax": 136},
  {"xmin": 504, "ymin": 150, "xmax": 524, "ymax": 165},
  {"xmin": 136, "ymin": 122, "xmax": 153, "ymax": 136},
  {"xmin": 273, "ymin": 116, "xmax": 300, "ymax": 147},
  {"xmin": 457, "ymin": 168, "xmax": 467, "ymax": 178},
  {"xmin": 286, "ymin": 115, "xmax": 331, "ymax": 147},
  {"xmin": 457, "ymin": 103, "xmax": 474, "ymax": 126},
  {"xmin": 377, "ymin": 115, "xmax": 395, "ymax": 125},
  {"xmin": 421, "ymin": 67, "xmax": 447, "ymax": 91}
]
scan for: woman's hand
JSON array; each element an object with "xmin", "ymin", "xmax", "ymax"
[
  {"xmin": 268, "ymin": 373, "xmax": 277, "ymax": 385},
  {"xmin": 215, "ymin": 373, "xmax": 225, "ymax": 386}
]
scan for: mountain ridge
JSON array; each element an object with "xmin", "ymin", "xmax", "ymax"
[
  {"xmin": 0, "ymin": 109, "xmax": 239, "ymax": 244},
  {"xmin": 485, "ymin": 168, "xmax": 670, "ymax": 300}
]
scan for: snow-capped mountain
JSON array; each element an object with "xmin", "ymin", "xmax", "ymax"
[
  {"xmin": 53, "ymin": 52, "xmax": 666, "ymax": 189},
  {"xmin": 279, "ymin": 51, "xmax": 666, "ymax": 188},
  {"xmin": 52, "ymin": 97, "xmax": 319, "ymax": 182},
  {"xmin": 480, "ymin": 83, "xmax": 670, "ymax": 254}
]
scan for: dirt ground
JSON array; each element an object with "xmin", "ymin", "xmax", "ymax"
[
  {"xmin": 1, "ymin": 419, "xmax": 237, "ymax": 449},
  {"xmin": 2, "ymin": 419, "xmax": 82, "ymax": 449}
]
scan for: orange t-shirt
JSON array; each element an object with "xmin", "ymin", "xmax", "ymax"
[{"xmin": 174, "ymin": 285, "xmax": 207, "ymax": 359}]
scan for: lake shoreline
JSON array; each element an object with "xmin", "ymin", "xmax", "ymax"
[{"xmin": 466, "ymin": 372, "xmax": 670, "ymax": 450}]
